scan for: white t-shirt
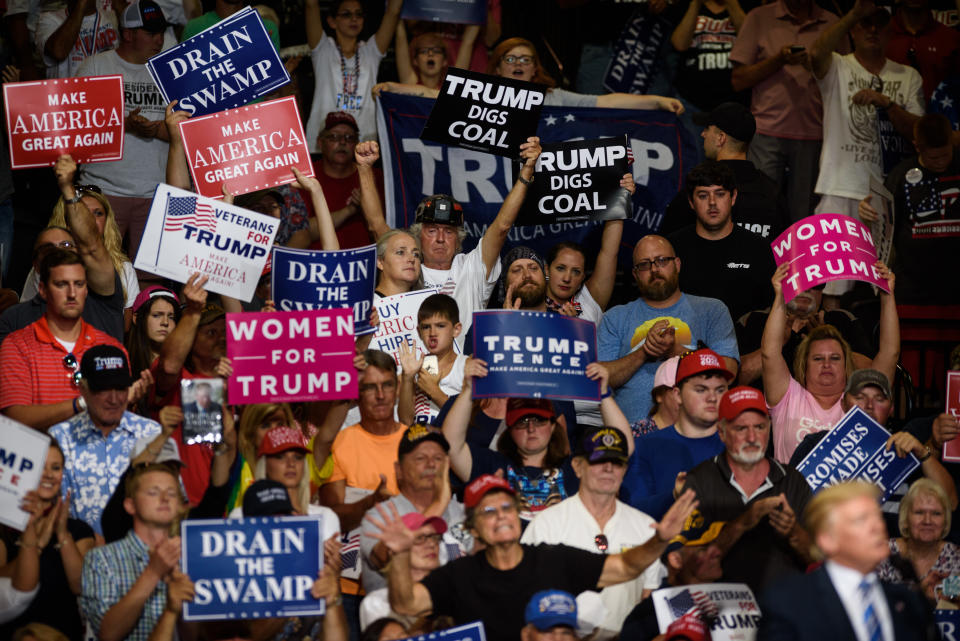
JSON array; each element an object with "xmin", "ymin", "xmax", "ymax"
[
  {"xmin": 306, "ymin": 36, "xmax": 384, "ymax": 151},
  {"xmin": 22, "ymin": 261, "xmax": 139, "ymax": 309},
  {"xmin": 229, "ymin": 503, "xmax": 341, "ymax": 541},
  {"xmin": 521, "ymin": 494, "xmax": 662, "ymax": 640},
  {"xmin": 76, "ymin": 50, "xmax": 169, "ymax": 198},
  {"xmin": 36, "ymin": 7, "xmax": 117, "ymax": 79},
  {"xmin": 571, "ymin": 286, "xmax": 603, "ymax": 425},
  {"xmin": 414, "ymin": 352, "xmax": 466, "ymax": 423},
  {"xmin": 815, "ymin": 53, "xmax": 924, "ymax": 200},
  {"xmin": 420, "ymin": 237, "xmax": 501, "ymax": 352}
]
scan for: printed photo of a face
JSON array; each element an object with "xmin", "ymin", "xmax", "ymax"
[{"xmin": 181, "ymin": 378, "xmax": 225, "ymax": 445}]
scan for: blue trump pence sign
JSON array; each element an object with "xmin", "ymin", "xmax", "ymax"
[
  {"xmin": 181, "ymin": 516, "xmax": 324, "ymax": 621},
  {"xmin": 471, "ymin": 311, "xmax": 599, "ymax": 401},
  {"xmin": 795, "ymin": 407, "xmax": 919, "ymax": 502},
  {"xmin": 147, "ymin": 6, "xmax": 289, "ymax": 117}
]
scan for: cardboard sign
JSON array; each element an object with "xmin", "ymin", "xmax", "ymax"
[
  {"xmin": 376, "ymin": 91, "xmax": 698, "ymax": 268},
  {"xmin": 179, "ymin": 96, "xmax": 313, "ymax": 199},
  {"xmin": 181, "ymin": 378, "xmax": 224, "ymax": 445},
  {"xmin": 401, "ymin": 0, "xmax": 487, "ymax": 24},
  {"xmin": 182, "ymin": 516, "xmax": 324, "ymax": 620},
  {"xmin": 471, "ymin": 310, "xmax": 599, "ymax": 401},
  {"xmin": 134, "ymin": 183, "xmax": 278, "ymax": 301},
  {"xmin": 652, "ymin": 583, "xmax": 759, "ymax": 641},
  {"xmin": 4, "ymin": 75, "xmax": 124, "ymax": 169},
  {"xmin": 396, "ymin": 622, "xmax": 486, "ymax": 641},
  {"xmin": 796, "ymin": 407, "xmax": 919, "ymax": 502},
  {"xmin": 937, "ymin": 609, "xmax": 960, "ymax": 641},
  {"xmin": 942, "ymin": 371, "xmax": 960, "ymax": 462},
  {"xmin": 0, "ymin": 415, "xmax": 50, "ymax": 531},
  {"xmin": 370, "ymin": 289, "xmax": 461, "ymax": 367},
  {"xmin": 420, "ymin": 68, "xmax": 545, "ymax": 158},
  {"xmin": 147, "ymin": 6, "xmax": 289, "ymax": 117},
  {"xmin": 517, "ymin": 136, "xmax": 630, "ymax": 225},
  {"xmin": 227, "ymin": 309, "xmax": 357, "ymax": 404},
  {"xmin": 770, "ymin": 214, "xmax": 890, "ymax": 304},
  {"xmin": 868, "ymin": 174, "xmax": 894, "ymax": 266},
  {"xmin": 271, "ymin": 245, "xmax": 377, "ymax": 335}
]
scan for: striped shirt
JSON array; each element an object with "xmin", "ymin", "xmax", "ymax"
[
  {"xmin": 80, "ymin": 529, "xmax": 168, "ymax": 641},
  {"xmin": 50, "ymin": 411, "xmax": 161, "ymax": 534},
  {"xmin": 0, "ymin": 316, "xmax": 123, "ymax": 409}
]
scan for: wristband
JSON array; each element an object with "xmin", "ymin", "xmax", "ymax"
[
  {"xmin": 600, "ymin": 390, "xmax": 612, "ymax": 399},
  {"xmin": 64, "ymin": 191, "xmax": 83, "ymax": 204},
  {"xmin": 327, "ymin": 594, "xmax": 343, "ymax": 607},
  {"xmin": 518, "ymin": 174, "xmax": 534, "ymax": 185},
  {"xmin": 918, "ymin": 446, "xmax": 932, "ymax": 462}
]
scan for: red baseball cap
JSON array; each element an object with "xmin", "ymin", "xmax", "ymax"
[
  {"xmin": 505, "ymin": 398, "xmax": 556, "ymax": 427},
  {"xmin": 464, "ymin": 474, "xmax": 515, "ymax": 508},
  {"xmin": 675, "ymin": 348, "xmax": 734, "ymax": 384},
  {"xmin": 719, "ymin": 386, "xmax": 769, "ymax": 421},
  {"xmin": 257, "ymin": 426, "xmax": 310, "ymax": 457},
  {"xmin": 401, "ymin": 513, "xmax": 448, "ymax": 535}
]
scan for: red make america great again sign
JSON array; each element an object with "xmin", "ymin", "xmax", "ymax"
[{"xmin": 4, "ymin": 75, "xmax": 124, "ymax": 169}]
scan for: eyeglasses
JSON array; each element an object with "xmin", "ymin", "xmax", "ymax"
[
  {"xmin": 39, "ymin": 240, "xmax": 76, "ymax": 252},
  {"xmin": 358, "ymin": 380, "xmax": 397, "ymax": 395},
  {"xmin": 63, "ymin": 353, "xmax": 82, "ymax": 387},
  {"xmin": 417, "ymin": 47, "xmax": 445, "ymax": 56},
  {"xmin": 477, "ymin": 501, "xmax": 517, "ymax": 519},
  {"xmin": 413, "ymin": 533, "xmax": 442, "ymax": 545},
  {"xmin": 336, "ymin": 10, "xmax": 363, "ymax": 19},
  {"xmin": 323, "ymin": 133, "xmax": 359, "ymax": 144},
  {"xmin": 594, "ymin": 533, "xmax": 609, "ymax": 552},
  {"xmin": 510, "ymin": 415, "xmax": 551, "ymax": 430},
  {"xmin": 632, "ymin": 256, "xmax": 676, "ymax": 272},
  {"xmin": 502, "ymin": 55, "xmax": 534, "ymax": 66},
  {"xmin": 73, "ymin": 183, "xmax": 102, "ymax": 194}
]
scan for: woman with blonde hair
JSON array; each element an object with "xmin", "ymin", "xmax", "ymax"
[
  {"xmin": 22, "ymin": 186, "xmax": 139, "ymax": 326},
  {"xmin": 878, "ymin": 478, "xmax": 960, "ymax": 600}
]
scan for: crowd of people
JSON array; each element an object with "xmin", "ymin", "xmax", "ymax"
[{"xmin": 0, "ymin": 0, "xmax": 958, "ymax": 640}]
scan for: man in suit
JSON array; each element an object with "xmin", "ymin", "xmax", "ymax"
[{"xmin": 758, "ymin": 481, "xmax": 937, "ymax": 641}]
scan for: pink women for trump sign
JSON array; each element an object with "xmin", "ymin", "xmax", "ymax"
[{"xmin": 770, "ymin": 213, "xmax": 890, "ymax": 304}]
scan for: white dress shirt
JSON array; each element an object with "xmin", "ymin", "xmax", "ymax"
[{"xmin": 825, "ymin": 560, "xmax": 894, "ymax": 641}]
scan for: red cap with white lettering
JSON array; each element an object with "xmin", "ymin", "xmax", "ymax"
[
  {"xmin": 719, "ymin": 386, "xmax": 769, "ymax": 421},
  {"xmin": 257, "ymin": 426, "xmax": 310, "ymax": 457},
  {"xmin": 675, "ymin": 348, "xmax": 734, "ymax": 384}
]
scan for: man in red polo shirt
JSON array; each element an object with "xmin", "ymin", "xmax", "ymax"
[
  {"xmin": 885, "ymin": 0, "xmax": 960, "ymax": 102},
  {"xmin": 0, "ymin": 249, "xmax": 124, "ymax": 430}
]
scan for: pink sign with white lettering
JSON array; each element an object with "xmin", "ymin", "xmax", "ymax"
[
  {"xmin": 770, "ymin": 214, "xmax": 890, "ymax": 304},
  {"xmin": 227, "ymin": 309, "xmax": 357, "ymax": 404}
]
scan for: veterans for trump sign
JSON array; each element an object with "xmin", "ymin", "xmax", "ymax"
[
  {"xmin": 471, "ymin": 310, "xmax": 599, "ymax": 401},
  {"xmin": 135, "ymin": 184, "xmax": 278, "ymax": 301},
  {"xmin": 652, "ymin": 583, "xmax": 759, "ymax": 641},
  {"xmin": 227, "ymin": 309, "xmax": 357, "ymax": 404},
  {"xmin": 179, "ymin": 96, "xmax": 313, "ymax": 199},
  {"xmin": 4, "ymin": 75, "xmax": 124, "ymax": 169},
  {"xmin": 795, "ymin": 407, "xmax": 919, "ymax": 502},
  {"xmin": 182, "ymin": 516, "xmax": 324, "ymax": 620},
  {"xmin": 420, "ymin": 68, "xmax": 545, "ymax": 158},
  {"xmin": 518, "ymin": 136, "xmax": 631, "ymax": 225},
  {"xmin": 770, "ymin": 213, "xmax": 890, "ymax": 304},
  {"xmin": 0, "ymin": 415, "xmax": 50, "ymax": 530},
  {"xmin": 147, "ymin": 6, "xmax": 288, "ymax": 117},
  {"xmin": 271, "ymin": 245, "xmax": 377, "ymax": 335}
]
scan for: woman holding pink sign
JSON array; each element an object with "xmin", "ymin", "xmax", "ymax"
[{"xmin": 761, "ymin": 260, "xmax": 900, "ymax": 463}]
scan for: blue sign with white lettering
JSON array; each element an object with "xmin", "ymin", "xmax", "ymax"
[
  {"xmin": 402, "ymin": 0, "xmax": 487, "ymax": 24},
  {"xmin": 603, "ymin": 11, "xmax": 666, "ymax": 96},
  {"xmin": 181, "ymin": 516, "xmax": 323, "ymax": 621},
  {"xmin": 937, "ymin": 609, "xmax": 960, "ymax": 641},
  {"xmin": 376, "ymin": 91, "xmax": 697, "ymax": 270},
  {"xmin": 795, "ymin": 407, "xmax": 919, "ymax": 502},
  {"xmin": 472, "ymin": 310, "xmax": 599, "ymax": 401},
  {"xmin": 271, "ymin": 245, "xmax": 377, "ymax": 335},
  {"xmin": 398, "ymin": 621, "xmax": 487, "ymax": 641},
  {"xmin": 147, "ymin": 6, "xmax": 289, "ymax": 117}
]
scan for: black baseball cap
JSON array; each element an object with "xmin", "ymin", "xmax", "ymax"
[
  {"xmin": 121, "ymin": 0, "xmax": 169, "ymax": 33},
  {"xmin": 80, "ymin": 345, "xmax": 134, "ymax": 391},
  {"xmin": 693, "ymin": 102, "xmax": 756, "ymax": 144},
  {"xmin": 576, "ymin": 426, "xmax": 629, "ymax": 464},
  {"xmin": 243, "ymin": 479, "xmax": 294, "ymax": 516},
  {"xmin": 398, "ymin": 423, "xmax": 450, "ymax": 458}
]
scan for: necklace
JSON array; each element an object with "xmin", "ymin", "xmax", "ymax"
[{"xmin": 336, "ymin": 40, "xmax": 360, "ymax": 97}]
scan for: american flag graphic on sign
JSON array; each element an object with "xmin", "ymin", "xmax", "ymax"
[
  {"xmin": 666, "ymin": 590, "xmax": 696, "ymax": 618},
  {"xmin": 164, "ymin": 196, "xmax": 217, "ymax": 232},
  {"xmin": 665, "ymin": 589, "xmax": 718, "ymax": 621}
]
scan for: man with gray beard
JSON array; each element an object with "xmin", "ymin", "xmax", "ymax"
[
  {"xmin": 598, "ymin": 234, "xmax": 739, "ymax": 423},
  {"xmin": 681, "ymin": 386, "xmax": 813, "ymax": 593}
]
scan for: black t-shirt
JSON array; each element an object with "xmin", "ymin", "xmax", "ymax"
[
  {"xmin": 661, "ymin": 160, "xmax": 789, "ymax": 242},
  {"xmin": 668, "ymin": 224, "xmax": 776, "ymax": 321},
  {"xmin": 0, "ymin": 518, "xmax": 95, "ymax": 640},
  {"xmin": 670, "ymin": 4, "xmax": 749, "ymax": 111},
  {"xmin": 884, "ymin": 151, "xmax": 960, "ymax": 304},
  {"xmin": 683, "ymin": 455, "xmax": 812, "ymax": 593},
  {"xmin": 421, "ymin": 544, "xmax": 606, "ymax": 641},
  {"xmin": 0, "ymin": 271, "xmax": 125, "ymax": 344}
]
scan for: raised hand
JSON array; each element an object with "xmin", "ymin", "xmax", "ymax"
[
  {"xmin": 655, "ymin": 489, "xmax": 698, "ymax": 542},
  {"xmin": 181, "ymin": 273, "xmax": 209, "ymax": 312},
  {"xmin": 355, "ymin": 141, "xmax": 380, "ymax": 166},
  {"xmin": 364, "ymin": 502, "xmax": 415, "ymax": 554}
]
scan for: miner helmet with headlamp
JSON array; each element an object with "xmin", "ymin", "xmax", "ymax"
[{"xmin": 415, "ymin": 194, "xmax": 464, "ymax": 227}]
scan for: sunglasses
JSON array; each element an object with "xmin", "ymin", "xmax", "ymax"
[
  {"xmin": 74, "ymin": 183, "xmax": 102, "ymax": 194},
  {"xmin": 594, "ymin": 533, "xmax": 609, "ymax": 552},
  {"xmin": 63, "ymin": 353, "xmax": 82, "ymax": 387}
]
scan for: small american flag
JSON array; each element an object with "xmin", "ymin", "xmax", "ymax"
[
  {"xmin": 340, "ymin": 531, "xmax": 361, "ymax": 577},
  {"xmin": 164, "ymin": 196, "xmax": 217, "ymax": 232}
]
